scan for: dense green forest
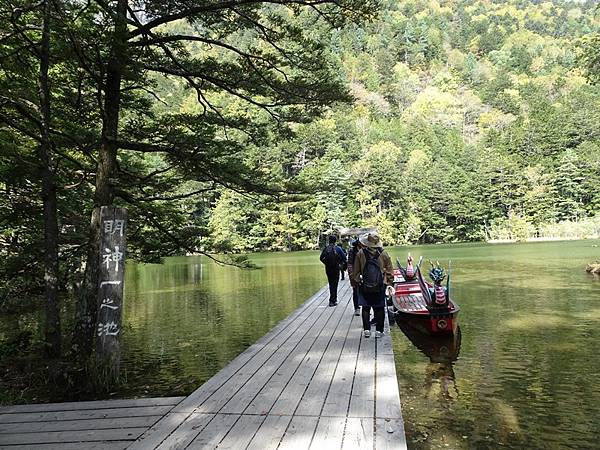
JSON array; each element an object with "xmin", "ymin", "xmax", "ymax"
[
  {"xmin": 1, "ymin": 0, "xmax": 599, "ymax": 347},
  {"xmin": 207, "ymin": 0, "xmax": 600, "ymax": 252},
  {"xmin": 1, "ymin": 0, "xmax": 378, "ymax": 363}
]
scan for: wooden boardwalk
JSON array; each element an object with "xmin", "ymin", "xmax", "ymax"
[
  {"xmin": 0, "ymin": 397, "xmax": 184, "ymax": 449},
  {"xmin": 0, "ymin": 282, "xmax": 406, "ymax": 449}
]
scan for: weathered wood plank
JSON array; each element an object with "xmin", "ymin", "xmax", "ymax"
[
  {"xmin": 0, "ymin": 442, "xmax": 131, "ymax": 450},
  {"xmin": 348, "ymin": 331, "xmax": 376, "ymax": 418},
  {"xmin": 0, "ymin": 406, "xmax": 172, "ymax": 424},
  {"xmin": 294, "ymin": 291, "xmax": 355, "ymax": 417},
  {"xmin": 153, "ymin": 413, "xmax": 215, "ymax": 450},
  {"xmin": 0, "ymin": 427, "xmax": 146, "ymax": 445},
  {"xmin": 278, "ymin": 415, "xmax": 319, "ymax": 450},
  {"xmin": 242, "ymin": 283, "xmax": 352, "ymax": 416},
  {"xmin": 134, "ymin": 412, "xmax": 191, "ymax": 450},
  {"xmin": 270, "ymin": 285, "xmax": 354, "ymax": 416},
  {"xmin": 320, "ymin": 304, "xmax": 362, "ymax": 418},
  {"xmin": 246, "ymin": 414, "xmax": 292, "ymax": 450},
  {"xmin": 220, "ymin": 294, "xmax": 338, "ymax": 414},
  {"xmin": 375, "ymin": 315, "xmax": 403, "ymax": 420},
  {"xmin": 342, "ymin": 417, "xmax": 373, "ymax": 450},
  {"xmin": 375, "ymin": 315, "xmax": 407, "ymax": 450},
  {"xmin": 309, "ymin": 416, "xmax": 346, "ymax": 449},
  {"xmin": 0, "ymin": 397, "xmax": 183, "ymax": 415},
  {"xmin": 185, "ymin": 413, "xmax": 239, "ymax": 449},
  {"xmin": 374, "ymin": 418, "xmax": 407, "ymax": 450},
  {"xmin": 0, "ymin": 415, "xmax": 160, "ymax": 434},
  {"xmin": 213, "ymin": 414, "xmax": 265, "ymax": 450}
]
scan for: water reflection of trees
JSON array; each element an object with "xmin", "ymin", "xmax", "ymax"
[{"xmin": 120, "ymin": 254, "xmax": 326, "ymax": 398}]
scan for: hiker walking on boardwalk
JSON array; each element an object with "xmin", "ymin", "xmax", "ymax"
[
  {"xmin": 320, "ymin": 235, "xmax": 346, "ymax": 306},
  {"xmin": 351, "ymin": 232, "xmax": 394, "ymax": 338},
  {"xmin": 346, "ymin": 239, "xmax": 361, "ymax": 316},
  {"xmin": 337, "ymin": 243, "xmax": 348, "ymax": 280}
]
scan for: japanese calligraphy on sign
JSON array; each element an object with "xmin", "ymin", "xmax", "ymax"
[
  {"xmin": 103, "ymin": 246, "xmax": 123, "ymax": 271},
  {"xmin": 95, "ymin": 206, "xmax": 127, "ymax": 380},
  {"xmin": 97, "ymin": 320, "xmax": 120, "ymax": 336},
  {"xmin": 103, "ymin": 219, "xmax": 125, "ymax": 236},
  {"xmin": 100, "ymin": 298, "xmax": 119, "ymax": 311}
]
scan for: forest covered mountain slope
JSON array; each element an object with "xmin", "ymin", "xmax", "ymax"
[{"xmin": 207, "ymin": 0, "xmax": 600, "ymax": 251}]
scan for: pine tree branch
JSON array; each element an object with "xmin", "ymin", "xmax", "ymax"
[
  {"xmin": 115, "ymin": 139, "xmax": 171, "ymax": 153},
  {"xmin": 117, "ymin": 163, "xmax": 179, "ymax": 186},
  {"xmin": 130, "ymin": 34, "xmax": 290, "ymax": 82},
  {"xmin": 0, "ymin": 113, "xmax": 41, "ymax": 141},
  {"xmin": 115, "ymin": 186, "xmax": 216, "ymax": 202},
  {"xmin": 128, "ymin": 0, "xmax": 337, "ymax": 39},
  {"xmin": 113, "ymin": 189, "xmax": 255, "ymax": 268}
]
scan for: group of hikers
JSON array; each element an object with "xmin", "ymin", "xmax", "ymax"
[{"xmin": 319, "ymin": 232, "xmax": 394, "ymax": 338}]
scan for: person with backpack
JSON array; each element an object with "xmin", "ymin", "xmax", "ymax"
[
  {"xmin": 336, "ymin": 243, "xmax": 348, "ymax": 280},
  {"xmin": 351, "ymin": 232, "xmax": 394, "ymax": 338},
  {"xmin": 319, "ymin": 235, "xmax": 346, "ymax": 306}
]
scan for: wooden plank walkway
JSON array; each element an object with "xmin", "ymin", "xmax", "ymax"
[
  {"xmin": 131, "ymin": 281, "xmax": 406, "ymax": 450},
  {"xmin": 0, "ymin": 281, "xmax": 407, "ymax": 449},
  {"xmin": 0, "ymin": 397, "xmax": 184, "ymax": 449}
]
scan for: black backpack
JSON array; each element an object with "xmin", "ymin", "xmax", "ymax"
[
  {"xmin": 360, "ymin": 249, "xmax": 384, "ymax": 294},
  {"xmin": 320, "ymin": 244, "xmax": 339, "ymax": 269}
]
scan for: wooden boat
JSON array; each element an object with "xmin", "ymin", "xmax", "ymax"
[{"xmin": 389, "ymin": 257, "xmax": 459, "ymax": 335}]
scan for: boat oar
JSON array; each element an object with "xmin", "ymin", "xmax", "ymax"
[
  {"xmin": 446, "ymin": 260, "xmax": 451, "ymax": 301},
  {"xmin": 415, "ymin": 264, "xmax": 432, "ymax": 305}
]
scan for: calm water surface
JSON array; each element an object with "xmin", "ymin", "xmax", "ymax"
[
  {"xmin": 2, "ymin": 241, "xmax": 600, "ymax": 449},
  {"xmin": 122, "ymin": 240, "xmax": 600, "ymax": 449},
  {"xmin": 387, "ymin": 240, "xmax": 600, "ymax": 450},
  {"xmin": 118, "ymin": 250, "xmax": 326, "ymax": 396}
]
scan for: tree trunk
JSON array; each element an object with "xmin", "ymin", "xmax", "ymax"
[
  {"xmin": 73, "ymin": 208, "xmax": 100, "ymax": 360},
  {"xmin": 73, "ymin": 0, "xmax": 128, "ymax": 362},
  {"xmin": 38, "ymin": 0, "xmax": 61, "ymax": 358}
]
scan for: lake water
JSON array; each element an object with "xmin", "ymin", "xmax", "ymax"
[
  {"xmin": 388, "ymin": 240, "xmax": 600, "ymax": 449},
  {"xmin": 116, "ymin": 250, "xmax": 327, "ymax": 397},
  {"xmin": 2, "ymin": 240, "xmax": 599, "ymax": 449}
]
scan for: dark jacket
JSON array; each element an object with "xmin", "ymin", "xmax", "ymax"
[{"xmin": 319, "ymin": 244, "xmax": 346, "ymax": 272}]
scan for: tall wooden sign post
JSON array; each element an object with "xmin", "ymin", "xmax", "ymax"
[{"xmin": 95, "ymin": 206, "xmax": 127, "ymax": 385}]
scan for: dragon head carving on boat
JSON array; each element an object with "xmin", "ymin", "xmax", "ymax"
[
  {"xmin": 405, "ymin": 253, "xmax": 415, "ymax": 279},
  {"xmin": 428, "ymin": 261, "xmax": 449, "ymax": 307},
  {"xmin": 396, "ymin": 253, "xmax": 418, "ymax": 281}
]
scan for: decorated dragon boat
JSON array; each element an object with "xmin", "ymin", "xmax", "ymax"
[{"xmin": 388, "ymin": 254, "xmax": 459, "ymax": 335}]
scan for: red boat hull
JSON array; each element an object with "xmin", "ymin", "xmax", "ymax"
[{"xmin": 390, "ymin": 269, "xmax": 459, "ymax": 335}]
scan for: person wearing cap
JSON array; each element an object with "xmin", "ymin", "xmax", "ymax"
[
  {"xmin": 351, "ymin": 232, "xmax": 394, "ymax": 338},
  {"xmin": 346, "ymin": 239, "xmax": 361, "ymax": 316}
]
